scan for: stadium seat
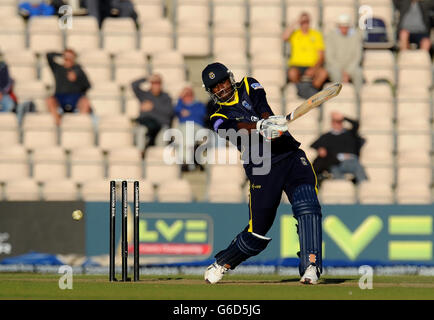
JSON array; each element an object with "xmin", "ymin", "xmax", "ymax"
[
  {"xmin": 213, "ymin": 52, "xmax": 248, "ymax": 82},
  {"xmin": 397, "ymin": 133, "xmax": 432, "ymax": 166},
  {"xmin": 114, "ymin": 51, "xmax": 148, "ymax": 86},
  {"xmin": 248, "ymin": 21, "xmax": 283, "ymax": 56},
  {"xmin": 213, "ymin": 22, "xmax": 247, "ymax": 55},
  {"xmin": 358, "ymin": 0, "xmax": 394, "ymax": 27},
  {"xmin": 398, "ymin": 68, "xmax": 432, "ymax": 90},
  {"xmin": 249, "ymin": 0, "xmax": 283, "ymax": 26},
  {"xmin": 321, "ymin": 101, "xmax": 358, "ymax": 131},
  {"xmin": 396, "ymin": 167, "xmax": 432, "ymax": 204},
  {"xmin": 78, "ymin": 50, "xmax": 113, "ymax": 84},
  {"xmin": 362, "ymin": 50, "xmax": 395, "ymax": 84},
  {"xmin": 98, "ymin": 115, "xmax": 134, "ymax": 150},
  {"xmin": 209, "ymin": 164, "xmax": 245, "ymax": 186},
  {"xmin": 42, "ymin": 180, "xmax": 78, "ymax": 201},
  {"xmin": 102, "ymin": 18, "xmax": 138, "ymax": 52},
  {"xmin": 145, "ymin": 146, "xmax": 176, "ymax": 164},
  {"xmin": 396, "ymin": 100, "xmax": 431, "ymax": 132},
  {"xmin": 13, "ymin": 81, "xmax": 49, "ymax": 112},
  {"xmin": 319, "ymin": 180, "xmax": 357, "ymax": 204},
  {"xmin": 397, "ymin": 85, "xmax": 431, "ymax": 101},
  {"xmin": 364, "ymin": 166, "xmax": 394, "ymax": 185},
  {"xmin": 81, "ymin": 180, "xmax": 111, "ymax": 201},
  {"xmin": 0, "ymin": 17, "xmax": 26, "ymax": 51},
  {"xmin": 151, "ymin": 50, "xmax": 187, "ymax": 84},
  {"xmin": 360, "ymin": 101, "xmax": 394, "ymax": 132},
  {"xmin": 0, "ymin": 3, "xmax": 18, "ymax": 17},
  {"xmin": 176, "ymin": 0, "xmax": 210, "ymax": 24},
  {"xmin": 397, "ymin": 49, "xmax": 431, "ymax": 68},
  {"xmin": 5, "ymin": 179, "xmax": 40, "ymax": 201},
  {"xmin": 0, "ymin": 113, "xmax": 19, "ymax": 147},
  {"xmin": 359, "ymin": 133, "xmax": 394, "ymax": 166},
  {"xmin": 22, "ymin": 113, "xmax": 58, "ymax": 148},
  {"xmin": 207, "ymin": 183, "xmax": 244, "ymax": 203},
  {"xmin": 28, "ymin": 17, "xmax": 64, "ymax": 52},
  {"xmin": 1, "ymin": 51, "xmax": 38, "ymax": 82},
  {"xmin": 0, "ymin": 145, "xmax": 30, "ymax": 182},
  {"xmin": 60, "ymin": 114, "xmax": 95, "ymax": 149},
  {"xmin": 135, "ymin": 0, "xmax": 164, "ymax": 21},
  {"xmin": 69, "ymin": 147, "xmax": 105, "ymax": 183},
  {"xmin": 32, "ymin": 146, "xmax": 67, "ymax": 182},
  {"xmin": 263, "ymin": 85, "xmax": 284, "ymax": 115},
  {"xmin": 107, "ymin": 147, "xmax": 143, "ymax": 180},
  {"xmin": 358, "ymin": 3, "xmax": 395, "ymax": 49},
  {"xmin": 205, "ymin": 146, "xmax": 243, "ymax": 166},
  {"xmin": 290, "ymin": 132, "xmax": 318, "ymax": 161},
  {"xmin": 176, "ymin": 21, "xmax": 211, "ymax": 57},
  {"xmin": 359, "ymin": 181, "xmax": 394, "ymax": 204},
  {"xmin": 322, "ymin": 2, "xmax": 356, "ymax": 33},
  {"xmin": 286, "ymin": 98, "xmax": 320, "ymax": 133},
  {"xmin": 87, "ymin": 82, "xmax": 122, "ymax": 115},
  {"xmin": 144, "ymin": 163, "xmax": 180, "ymax": 186},
  {"xmin": 66, "ymin": 16, "xmax": 100, "ymax": 51},
  {"xmin": 285, "ymin": 0, "xmax": 320, "ymax": 29},
  {"xmin": 140, "ymin": 18, "xmax": 174, "ymax": 54},
  {"xmin": 157, "ymin": 179, "xmax": 193, "ymax": 202},
  {"xmin": 212, "ymin": 0, "xmax": 246, "ymax": 25},
  {"xmin": 250, "ymin": 52, "xmax": 287, "ymax": 88},
  {"xmin": 360, "ymin": 83, "xmax": 393, "ymax": 102}
]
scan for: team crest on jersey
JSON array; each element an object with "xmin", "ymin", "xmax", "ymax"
[
  {"xmin": 242, "ymin": 100, "xmax": 252, "ymax": 110},
  {"xmin": 208, "ymin": 72, "xmax": 215, "ymax": 79},
  {"xmin": 251, "ymin": 116, "xmax": 259, "ymax": 122},
  {"xmin": 251, "ymin": 82, "xmax": 263, "ymax": 90},
  {"xmin": 300, "ymin": 157, "xmax": 308, "ymax": 166}
]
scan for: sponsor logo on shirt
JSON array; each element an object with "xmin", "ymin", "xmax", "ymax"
[
  {"xmin": 242, "ymin": 100, "xmax": 252, "ymax": 110},
  {"xmin": 251, "ymin": 82, "xmax": 263, "ymax": 90}
]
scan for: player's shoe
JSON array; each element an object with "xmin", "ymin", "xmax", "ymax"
[
  {"xmin": 300, "ymin": 264, "xmax": 320, "ymax": 285},
  {"xmin": 204, "ymin": 262, "xmax": 228, "ymax": 284}
]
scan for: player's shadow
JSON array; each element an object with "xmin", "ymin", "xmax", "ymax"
[
  {"xmin": 319, "ymin": 278, "xmax": 352, "ymax": 284},
  {"xmin": 280, "ymin": 278, "xmax": 352, "ymax": 284}
]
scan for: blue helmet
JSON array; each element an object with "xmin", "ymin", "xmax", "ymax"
[{"xmin": 202, "ymin": 62, "xmax": 236, "ymax": 103}]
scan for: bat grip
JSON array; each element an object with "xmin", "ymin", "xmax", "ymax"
[{"xmin": 286, "ymin": 113, "xmax": 292, "ymax": 121}]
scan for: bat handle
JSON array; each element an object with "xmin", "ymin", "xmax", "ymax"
[{"xmin": 286, "ymin": 113, "xmax": 292, "ymax": 121}]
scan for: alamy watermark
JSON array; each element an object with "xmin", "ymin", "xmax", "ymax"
[
  {"xmin": 358, "ymin": 265, "xmax": 373, "ymax": 290},
  {"xmin": 162, "ymin": 122, "xmax": 272, "ymax": 175},
  {"xmin": 58, "ymin": 5, "xmax": 73, "ymax": 30},
  {"xmin": 58, "ymin": 265, "xmax": 73, "ymax": 290}
]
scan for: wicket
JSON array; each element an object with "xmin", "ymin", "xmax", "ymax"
[{"xmin": 109, "ymin": 180, "xmax": 140, "ymax": 282}]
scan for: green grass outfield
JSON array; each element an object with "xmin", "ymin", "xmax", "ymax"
[{"xmin": 0, "ymin": 273, "xmax": 433, "ymax": 300}]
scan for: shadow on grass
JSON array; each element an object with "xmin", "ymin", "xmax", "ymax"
[{"xmin": 320, "ymin": 278, "xmax": 353, "ymax": 284}]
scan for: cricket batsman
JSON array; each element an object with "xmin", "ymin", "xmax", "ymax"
[{"xmin": 202, "ymin": 62, "xmax": 322, "ymax": 284}]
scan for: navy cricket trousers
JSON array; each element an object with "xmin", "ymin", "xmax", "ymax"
[{"xmin": 245, "ymin": 148, "xmax": 318, "ymax": 236}]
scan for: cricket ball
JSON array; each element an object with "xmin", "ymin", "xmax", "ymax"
[{"xmin": 72, "ymin": 210, "xmax": 83, "ymax": 221}]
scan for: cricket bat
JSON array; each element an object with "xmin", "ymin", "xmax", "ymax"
[{"xmin": 286, "ymin": 82, "xmax": 342, "ymax": 124}]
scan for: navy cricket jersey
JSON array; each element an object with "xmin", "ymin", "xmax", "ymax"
[{"xmin": 209, "ymin": 77, "xmax": 301, "ymax": 170}]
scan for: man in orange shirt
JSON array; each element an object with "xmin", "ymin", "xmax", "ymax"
[{"xmin": 283, "ymin": 12, "xmax": 328, "ymax": 92}]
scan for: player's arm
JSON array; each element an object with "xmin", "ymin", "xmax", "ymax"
[
  {"xmin": 131, "ymin": 77, "xmax": 147, "ymax": 99},
  {"xmin": 46, "ymin": 52, "xmax": 62, "ymax": 72}
]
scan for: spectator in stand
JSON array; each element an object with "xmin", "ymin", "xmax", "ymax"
[
  {"xmin": 110, "ymin": 0, "xmax": 139, "ymax": 28},
  {"xmin": 325, "ymin": 14, "xmax": 363, "ymax": 91},
  {"xmin": 393, "ymin": 0, "xmax": 434, "ymax": 51},
  {"xmin": 174, "ymin": 85, "xmax": 206, "ymax": 171},
  {"xmin": 310, "ymin": 111, "xmax": 367, "ymax": 186},
  {"xmin": 132, "ymin": 74, "xmax": 173, "ymax": 154},
  {"xmin": 282, "ymin": 12, "xmax": 328, "ymax": 99},
  {"xmin": 0, "ymin": 61, "xmax": 16, "ymax": 113},
  {"xmin": 19, "ymin": 0, "xmax": 55, "ymax": 19},
  {"xmin": 84, "ymin": 0, "xmax": 112, "ymax": 28},
  {"xmin": 46, "ymin": 49, "xmax": 92, "ymax": 126}
]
